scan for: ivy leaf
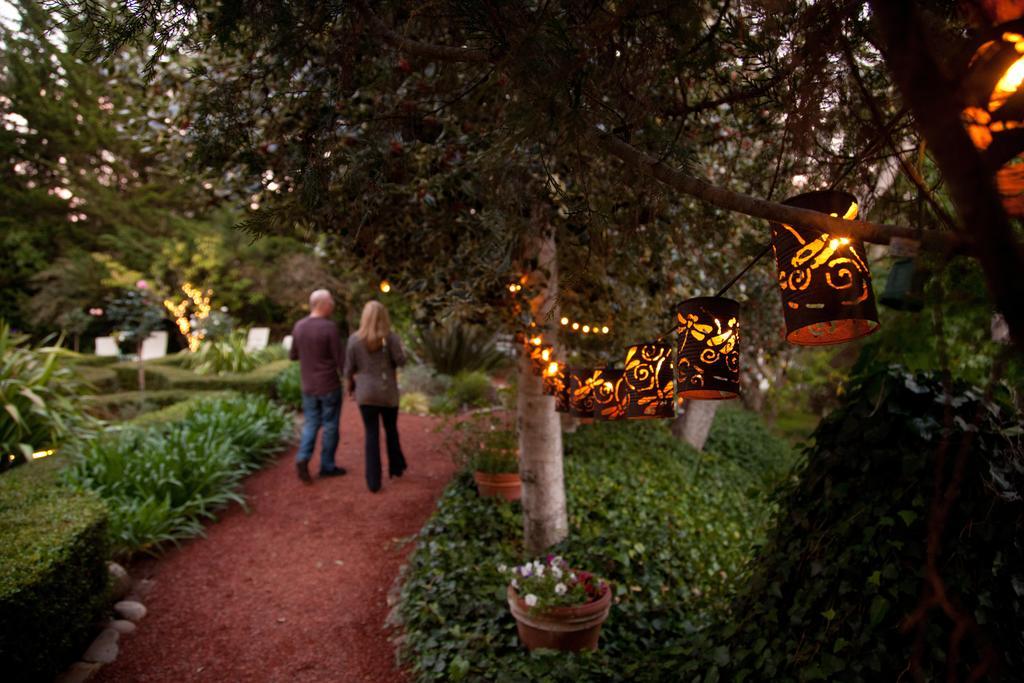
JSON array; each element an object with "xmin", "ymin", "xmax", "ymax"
[
  {"xmin": 869, "ymin": 595, "xmax": 890, "ymax": 627},
  {"xmin": 712, "ymin": 645, "xmax": 730, "ymax": 666},
  {"xmin": 821, "ymin": 608, "xmax": 836, "ymax": 621},
  {"xmin": 897, "ymin": 510, "xmax": 917, "ymax": 527}
]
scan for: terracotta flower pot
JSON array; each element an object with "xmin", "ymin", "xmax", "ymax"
[
  {"xmin": 507, "ymin": 582, "xmax": 612, "ymax": 652},
  {"xmin": 473, "ymin": 471, "xmax": 522, "ymax": 501}
]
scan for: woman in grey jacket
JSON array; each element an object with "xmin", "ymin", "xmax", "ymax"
[{"xmin": 345, "ymin": 300, "xmax": 407, "ymax": 492}]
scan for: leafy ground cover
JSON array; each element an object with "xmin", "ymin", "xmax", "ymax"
[
  {"xmin": 396, "ymin": 418, "xmax": 794, "ymax": 681},
  {"xmin": 63, "ymin": 394, "xmax": 294, "ymax": 557}
]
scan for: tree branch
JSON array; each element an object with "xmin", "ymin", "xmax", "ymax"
[
  {"xmin": 353, "ymin": 0, "xmax": 491, "ymax": 63},
  {"xmin": 591, "ymin": 128, "xmax": 972, "ymax": 254}
]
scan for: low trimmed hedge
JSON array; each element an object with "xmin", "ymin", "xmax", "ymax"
[
  {"xmin": 84, "ymin": 389, "xmax": 230, "ymax": 422},
  {"xmin": 397, "ymin": 421, "xmax": 782, "ymax": 681},
  {"xmin": 0, "ymin": 458, "xmax": 110, "ymax": 682},
  {"xmin": 109, "ymin": 358, "xmax": 292, "ymax": 396}
]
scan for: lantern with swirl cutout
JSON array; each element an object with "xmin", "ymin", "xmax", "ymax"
[
  {"xmin": 675, "ymin": 296, "xmax": 741, "ymax": 400},
  {"xmin": 962, "ymin": 22, "xmax": 1024, "ymax": 215},
  {"xmin": 770, "ymin": 190, "xmax": 879, "ymax": 345},
  {"xmin": 568, "ymin": 367, "xmax": 602, "ymax": 418},
  {"xmin": 593, "ymin": 368, "xmax": 628, "ymax": 420},
  {"xmin": 623, "ymin": 341, "xmax": 675, "ymax": 419}
]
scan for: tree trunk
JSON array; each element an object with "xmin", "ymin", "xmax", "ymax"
[
  {"xmin": 517, "ymin": 221, "xmax": 568, "ymax": 555},
  {"xmin": 137, "ymin": 341, "xmax": 146, "ymax": 394},
  {"xmin": 869, "ymin": 0, "xmax": 1024, "ymax": 353},
  {"xmin": 671, "ymin": 400, "xmax": 720, "ymax": 451}
]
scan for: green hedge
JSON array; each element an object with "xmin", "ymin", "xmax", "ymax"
[
  {"xmin": 397, "ymin": 421, "xmax": 783, "ymax": 681},
  {"xmin": 84, "ymin": 389, "xmax": 230, "ymax": 422},
  {"xmin": 0, "ymin": 458, "xmax": 110, "ymax": 682},
  {"xmin": 109, "ymin": 358, "xmax": 292, "ymax": 396},
  {"xmin": 705, "ymin": 406, "xmax": 801, "ymax": 488}
]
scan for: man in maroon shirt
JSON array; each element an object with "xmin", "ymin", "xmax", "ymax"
[{"xmin": 289, "ymin": 289, "xmax": 347, "ymax": 483}]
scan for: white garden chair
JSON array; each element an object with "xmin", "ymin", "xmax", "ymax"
[
  {"xmin": 245, "ymin": 327, "xmax": 271, "ymax": 352},
  {"xmin": 140, "ymin": 331, "xmax": 168, "ymax": 360},
  {"xmin": 282, "ymin": 334, "xmax": 293, "ymax": 351},
  {"xmin": 94, "ymin": 336, "xmax": 120, "ymax": 357}
]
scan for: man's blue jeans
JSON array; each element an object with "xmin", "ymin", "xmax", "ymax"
[{"xmin": 296, "ymin": 389, "xmax": 342, "ymax": 472}]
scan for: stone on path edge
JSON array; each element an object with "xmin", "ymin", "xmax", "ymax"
[
  {"xmin": 81, "ymin": 628, "xmax": 119, "ymax": 664},
  {"xmin": 54, "ymin": 661, "xmax": 103, "ymax": 683},
  {"xmin": 113, "ymin": 600, "xmax": 147, "ymax": 622}
]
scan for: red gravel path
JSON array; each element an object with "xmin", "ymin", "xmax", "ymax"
[{"xmin": 98, "ymin": 405, "xmax": 454, "ymax": 683}]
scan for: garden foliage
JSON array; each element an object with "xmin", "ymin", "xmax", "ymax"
[
  {"xmin": 397, "ymin": 421, "xmax": 781, "ymax": 681},
  {"xmin": 184, "ymin": 330, "xmax": 284, "ymax": 375},
  {"xmin": 64, "ymin": 394, "xmax": 293, "ymax": 556},
  {"xmin": 688, "ymin": 367, "xmax": 1024, "ymax": 682},
  {"xmin": 274, "ymin": 360, "xmax": 302, "ymax": 409},
  {"xmin": 0, "ymin": 457, "xmax": 109, "ymax": 683},
  {"xmin": 704, "ymin": 406, "xmax": 803, "ymax": 489},
  {"xmin": 416, "ymin": 324, "xmax": 508, "ymax": 375},
  {"xmin": 0, "ymin": 321, "xmax": 97, "ymax": 471}
]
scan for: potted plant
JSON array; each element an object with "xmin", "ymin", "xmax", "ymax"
[
  {"xmin": 471, "ymin": 428, "xmax": 520, "ymax": 500},
  {"xmin": 448, "ymin": 412, "xmax": 522, "ymax": 501},
  {"xmin": 502, "ymin": 556, "xmax": 612, "ymax": 652}
]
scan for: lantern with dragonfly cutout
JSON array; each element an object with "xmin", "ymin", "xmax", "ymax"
[
  {"xmin": 962, "ymin": 21, "xmax": 1024, "ymax": 215},
  {"xmin": 529, "ymin": 344, "xmax": 554, "ymax": 375},
  {"xmin": 593, "ymin": 368, "xmax": 628, "ymax": 420},
  {"xmin": 622, "ymin": 341, "xmax": 675, "ymax": 418},
  {"xmin": 770, "ymin": 190, "xmax": 879, "ymax": 345},
  {"xmin": 568, "ymin": 367, "xmax": 601, "ymax": 419},
  {"xmin": 675, "ymin": 296, "xmax": 741, "ymax": 400},
  {"xmin": 543, "ymin": 361, "xmax": 566, "ymax": 396}
]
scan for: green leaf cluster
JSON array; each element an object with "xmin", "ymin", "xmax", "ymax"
[
  {"xmin": 686, "ymin": 367, "xmax": 1024, "ymax": 681},
  {"xmin": 0, "ymin": 321, "xmax": 98, "ymax": 470},
  {"xmin": 63, "ymin": 394, "xmax": 293, "ymax": 556}
]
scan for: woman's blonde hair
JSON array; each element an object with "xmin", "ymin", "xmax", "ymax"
[{"xmin": 356, "ymin": 300, "xmax": 391, "ymax": 351}]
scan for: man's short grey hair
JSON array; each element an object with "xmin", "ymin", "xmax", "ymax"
[{"xmin": 309, "ymin": 289, "xmax": 333, "ymax": 309}]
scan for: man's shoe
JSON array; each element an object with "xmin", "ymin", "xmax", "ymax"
[
  {"xmin": 296, "ymin": 462, "xmax": 313, "ymax": 485},
  {"xmin": 319, "ymin": 467, "xmax": 348, "ymax": 477}
]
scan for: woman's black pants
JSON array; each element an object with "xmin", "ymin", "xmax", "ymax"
[{"xmin": 358, "ymin": 404, "xmax": 407, "ymax": 492}]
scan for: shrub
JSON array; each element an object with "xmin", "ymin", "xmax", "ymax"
[
  {"xmin": 0, "ymin": 321, "xmax": 98, "ymax": 472},
  {"xmin": 685, "ymin": 367, "xmax": 1024, "ymax": 682},
  {"xmin": 445, "ymin": 411, "xmax": 517, "ymax": 473},
  {"xmin": 274, "ymin": 361, "xmax": 302, "ymax": 409},
  {"xmin": 416, "ymin": 323, "xmax": 508, "ymax": 375},
  {"xmin": 705, "ymin": 405, "xmax": 800, "ymax": 488},
  {"xmin": 397, "ymin": 420, "xmax": 776, "ymax": 681},
  {"xmin": 64, "ymin": 394, "xmax": 293, "ymax": 556},
  {"xmin": 400, "ymin": 391, "xmax": 431, "ymax": 415},
  {"xmin": 447, "ymin": 371, "xmax": 495, "ymax": 409},
  {"xmin": 109, "ymin": 358, "xmax": 292, "ymax": 396},
  {"xmin": 184, "ymin": 331, "xmax": 280, "ymax": 375},
  {"xmin": 0, "ymin": 458, "xmax": 109, "ymax": 682},
  {"xmin": 399, "ymin": 363, "xmax": 453, "ymax": 396},
  {"xmin": 84, "ymin": 389, "xmax": 230, "ymax": 422}
]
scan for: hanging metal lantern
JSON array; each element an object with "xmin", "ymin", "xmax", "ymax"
[
  {"xmin": 529, "ymin": 344, "xmax": 554, "ymax": 375},
  {"xmin": 961, "ymin": 21, "xmax": 1024, "ymax": 215},
  {"xmin": 554, "ymin": 366, "xmax": 571, "ymax": 413},
  {"xmin": 770, "ymin": 190, "xmax": 880, "ymax": 345},
  {"xmin": 622, "ymin": 341, "xmax": 675, "ymax": 419},
  {"xmin": 568, "ymin": 367, "xmax": 600, "ymax": 418},
  {"xmin": 542, "ymin": 361, "xmax": 566, "ymax": 397},
  {"xmin": 675, "ymin": 297, "xmax": 741, "ymax": 400},
  {"xmin": 593, "ymin": 368, "xmax": 628, "ymax": 420}
]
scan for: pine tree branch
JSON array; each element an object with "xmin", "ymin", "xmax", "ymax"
[{"xmin": 353, "ymin": 0, "xmax": 491, "ymax": 63}]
